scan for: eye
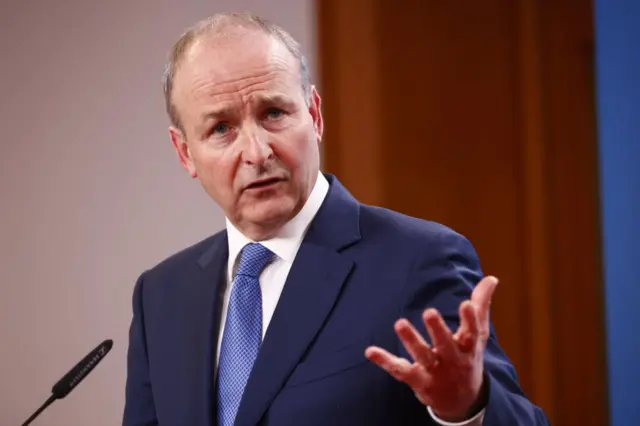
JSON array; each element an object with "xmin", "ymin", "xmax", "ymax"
[
  {"xmin": 212, "ymin": 122, "xmax": 230, "ymax": 135},
  {"xmin": 265, "ymin": 107, "xmax": 285, "ymax": 120}
]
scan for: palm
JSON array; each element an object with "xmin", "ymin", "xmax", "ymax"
[{"xmin": 365, "ymin": 276, "xmax": 498, "ymax": 422}]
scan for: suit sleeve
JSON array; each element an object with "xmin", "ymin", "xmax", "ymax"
[
  {"xmin": 122, "ymin": 272, "xmax": 159, "ymax": 426},
  {"xmin": 399, "ymin": 229, "xmax": 550, "ymax": 426}
]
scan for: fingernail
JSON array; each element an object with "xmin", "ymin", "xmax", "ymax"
[{"xmin": 395, "ymin": 319, "xmax": 409, "ymax": 332}]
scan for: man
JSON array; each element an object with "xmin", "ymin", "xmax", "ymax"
[{"xmin": 123, "ymin": 12, "xmax": 549, "ymax": 426}]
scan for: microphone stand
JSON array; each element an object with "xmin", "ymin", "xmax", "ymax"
[{"xmin": 21, "ymin": 394, "xmax": 56, "ymax": 426}]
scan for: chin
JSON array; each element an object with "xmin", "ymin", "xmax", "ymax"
[{"xmin": 246, "ymin": 197, "xmax": 298, "ymax": 228}]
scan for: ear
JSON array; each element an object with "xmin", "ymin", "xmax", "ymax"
[
  {"xmin": 169, "ymin": 126, "xmax": 198, "ymax": 178},
  {"xmin": 308, "ymin": 86, "xmax": 323, "ymax": 144}
]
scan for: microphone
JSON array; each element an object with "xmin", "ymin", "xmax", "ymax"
[{"xmin": 20, "ymin": 339, "xmax": 113, "ymax": 426}]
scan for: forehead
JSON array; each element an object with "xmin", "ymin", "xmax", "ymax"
[{"xmin": 173, "ymin": 30, "xmax": 302, "ymax": 109}]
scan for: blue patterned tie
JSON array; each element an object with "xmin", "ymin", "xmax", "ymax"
[{"xmin": 217, "ymin": 243, "xmax": 274, "ymax": 426}]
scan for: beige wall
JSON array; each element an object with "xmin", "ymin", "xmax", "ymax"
[{"xmin": 0, "ymin": 1, "xmax": 315, "ymax": 424}]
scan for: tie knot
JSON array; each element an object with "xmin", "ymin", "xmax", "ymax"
[{"xmin": 236, "ymin": 243, "xmax": 274, "ymax": 278}]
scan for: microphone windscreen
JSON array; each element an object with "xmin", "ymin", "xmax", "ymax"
[{"xmin": 51, "ymin": 339, "xmax": 113, "ymax": 399}]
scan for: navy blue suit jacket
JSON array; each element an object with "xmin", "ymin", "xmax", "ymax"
[{"xmin": 123, "ymin": 174, "xmax": 549, "ymax": 425}]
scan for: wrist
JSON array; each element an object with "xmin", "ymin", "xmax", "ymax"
[{"xmin": 432, "ymin": 374, "xmax": 488, "ymax": 422}]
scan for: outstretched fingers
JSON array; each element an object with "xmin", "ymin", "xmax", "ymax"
[
  {"xmin": 471, "ymin": 276, "xmax": 499, "ymax": 341},
  {"xmin": 394, "ymin": 318, "xmax": 438, "ymax": 368},
  {"xmin": 365, "ymin": 346, "xmax": 429, "ymax": 391},
  {"xmin": 454, "ymin": 301, "xmax": 479, "ymax": 353},
  {"xmin": 423, "ymin": 308, "xmax": 457, "ymax": 361}
]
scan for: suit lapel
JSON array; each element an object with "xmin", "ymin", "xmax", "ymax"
[
  {"xmin": 234, "ymin": 175, "xmax": 361, "ymax": 426},
  {"xmin": 189, "ymin": 232, "xmax": 228, "ymax": 426}
]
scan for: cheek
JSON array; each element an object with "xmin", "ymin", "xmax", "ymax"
[
  {"xmin": 273, "ymin": 128, "xmax": 318, "ymax": 169},
  {"xmin": 193, "ymin": 150, "xmax": 237, "ymax": 197}
]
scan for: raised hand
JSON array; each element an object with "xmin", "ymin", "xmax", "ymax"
[{"xmin": 365, "ymin": 276, "xmax": 499, "ymax": 422}]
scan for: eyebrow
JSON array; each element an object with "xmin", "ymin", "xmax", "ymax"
[
  {"xmin": 200, "ymin": 106, "xmax": 235, "ymax": 123},
  {"xmin": 198, "ymin": 93, "xmax": 295, "ymax": 124},
  {"xmin": 249, "ymin": 93, "xmax": 294, "ymax": 108}
]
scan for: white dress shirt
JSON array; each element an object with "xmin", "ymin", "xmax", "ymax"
[
  {"xmin": 218, "ymin": 171, "xmax": 484, "ymax": 426},
  {"xmin": 217, "ymin": 171, "xmax": 330, "ymax": 359}
]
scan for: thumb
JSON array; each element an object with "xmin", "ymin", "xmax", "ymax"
[{"xmin": 471, "ymin": 276, "xmax": 499, "ymax": 332}]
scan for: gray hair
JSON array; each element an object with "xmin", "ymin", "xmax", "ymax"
[{"xmin": 162, "ymin": 12, "xmax": 311, "ymax": 132}]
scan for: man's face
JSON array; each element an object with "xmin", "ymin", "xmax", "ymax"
[{"xmin": 169, "ymin": 30, "xmax": 323, "ymax": 239}]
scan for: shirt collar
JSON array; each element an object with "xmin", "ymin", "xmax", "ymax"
[{"xmin": 226, "ymin": 171, "xmax": 329, "ymax": 279}]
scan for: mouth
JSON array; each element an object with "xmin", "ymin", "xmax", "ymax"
[{"xmin": 245, "ymin": 177, "xmax": 285, "ymax": 191}]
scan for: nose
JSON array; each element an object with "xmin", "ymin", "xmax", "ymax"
[{"xmin": 240, "ymin": 125, "xmax": 273, "ymax": 165}]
